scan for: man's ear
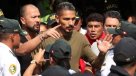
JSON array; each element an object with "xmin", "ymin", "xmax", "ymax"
[
  {"xmin": 9, "ymin": 34, "xmax": 13, "ymax": 38},
  {"xmin": 20, "ymin": 17, "xmax": 25, "ymax": 25},
  {"xmin": 9, "ymin": 34, "xmax": 14, "ymax": 42},
  {"xmin": 55, "ymin": 15, "xmax": 59, "ymax": 23}
]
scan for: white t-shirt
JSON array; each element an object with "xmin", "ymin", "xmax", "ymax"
[
  {"xmin": 101, "ymin": 48, "xmax": 116, "ymax": 76},
  {"xmin": 0, "ymin": 42, "xmax": 21, "ymax": 76},
  {"xmin": 79, "ymin": 28, "xmax": 86, "ymax": 35},
  {"xmin": 91, "ymin": 42, "xmax": 100, "ymax": 56}
]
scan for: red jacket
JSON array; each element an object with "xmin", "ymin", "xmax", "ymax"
[{"xmin": 85, "ymin": 31, "xmax": 106, "ymax": 45}]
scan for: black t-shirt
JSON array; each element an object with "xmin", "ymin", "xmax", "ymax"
[
  {"xmin": 41, "ymin": 65, "xmax": 70, "ymax": 76},
  {"xmin": 17, "ymin": 34, "xmax": 32, "ymax": 75},
  {"xmin": 108, "ymin": 65, "xmax": 130, "ymax": 76}
]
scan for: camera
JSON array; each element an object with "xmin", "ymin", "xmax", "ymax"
[
  {"xmin": 44, "ymin": 52, "xmax": 49, "ymax": 59},
  {"xmin": 44, "ymin": 45, "xmax": 51, "ymax": 59}
]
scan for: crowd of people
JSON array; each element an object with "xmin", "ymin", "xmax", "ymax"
[{"xmin": 0, "ymin": 1, "xmax": 136, "ymax": 76}]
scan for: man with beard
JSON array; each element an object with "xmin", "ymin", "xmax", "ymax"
[
  {"xmin": 18, "ymin": 4, "xmax": 61, "ymax": 75},
  {"xmin": 39, "ymin": 2, "xmax": 112, "ymax": 73}
]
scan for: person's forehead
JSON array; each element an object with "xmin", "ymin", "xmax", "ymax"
[
  {"xmin": 24, "ymin": 6, "xmax": 40, "ymax": 16},
  {"xmin": 88, "ymin": 21, "xmax": 103, "ymax": 26},
  {"xmin": 59, "ymin": 10, "xmax": 76, "ymax": 17},
  {"xmin": 105, "ymin": 17, "xmax": 120, "ymax": 25}
]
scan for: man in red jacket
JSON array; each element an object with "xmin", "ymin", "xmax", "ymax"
[
  {"xmin": 85, "ymin": 13, "xmax": 106, "ymax": 55},
  {"xmin": 80, "ymin": 13, "xmax": 106, "ymax": 74}
]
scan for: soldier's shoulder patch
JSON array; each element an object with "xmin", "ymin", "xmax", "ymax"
[
  {"xmin": 9, "ymin": 64, "xmax": 16, "ymax": 75},
  {"xmin": 0, "ymin": 9, "xmax": 4, "ymax": 17}
]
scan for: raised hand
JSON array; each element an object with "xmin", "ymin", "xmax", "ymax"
[
  {"xmin": 33, "ymin": 48, "xmax": 45, "ymax": 64},
  {"xmin": 97, "ymin": 34, "xmax": 113, "ymax": 53}
]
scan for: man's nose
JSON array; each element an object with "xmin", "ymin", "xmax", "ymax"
[
  {"xmin": 92, "ymin": 26, "xmax": 95, "ymax": 31},
  {"xmin": 69, "ymin": 19, "xmax": 75, "ymax": 25},
  {"xmin": 36, "ymin": 17, "xmax": 40, "ymax": 22}
]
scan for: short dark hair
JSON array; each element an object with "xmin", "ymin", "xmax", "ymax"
[
  {"xmin": 56, "ymin": 2, "xmax": 75, "ymax": 15},
  {"xmin": 52, "ymin": 0, "xmax": 68, "ymax": 12},
  {"xmin": 104, "ymin": 10, "xmax": 121, "ymax": 22},
  {"xmin": 20, "ymin": 4, "xmax": 28, "ymax": 17},
  {"xmin": 53, "ymin": 57, "xmax": 70, "ymax": 70},
  {"xmin": 0, "ymin": 32, "xmax": 10, "ymax": 41},
  {"xmin": 86, "ymin": 13, "xmax": 104, "ymax": 25}
]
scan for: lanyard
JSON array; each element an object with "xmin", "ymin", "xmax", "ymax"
[{"xmin": 9, "ymin": 49, "xmax": 16, "ymax": 57}]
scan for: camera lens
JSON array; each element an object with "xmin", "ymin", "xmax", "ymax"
[{"xmin": 44, "ymin": 52, "xmax": 49, "ymax": 59}]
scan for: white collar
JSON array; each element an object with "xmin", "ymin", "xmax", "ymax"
[{"xmin": 0, "ymin": 42, "xmax": 15, "ymax": 56}]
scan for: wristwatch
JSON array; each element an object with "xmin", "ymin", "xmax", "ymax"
[{"xmin": 31, "ymin": 60, "xmax": 38, "ymax": 65}]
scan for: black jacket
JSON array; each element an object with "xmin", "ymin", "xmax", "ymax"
[{"xmin": 108, "ymin": 65, "xmax": 130, "ymax": 76}]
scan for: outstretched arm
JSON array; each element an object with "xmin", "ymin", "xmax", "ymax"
[{"xmin": 15, "ymin": 25, "xmax": 61, "ymax": 55}]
